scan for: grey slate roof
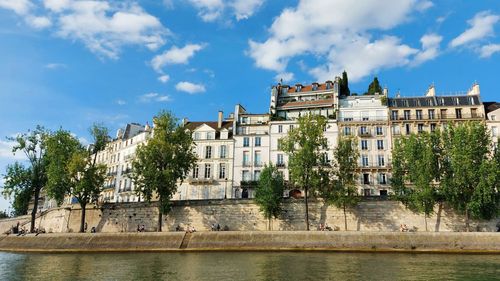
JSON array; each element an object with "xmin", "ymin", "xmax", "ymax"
[{"xmin": 388, "ymin": 95, "xmax": 481, "ymax": 108}]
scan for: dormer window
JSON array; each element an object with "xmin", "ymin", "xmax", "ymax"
[
  {"xmin": 281, "ymin": 86, "xmax": 289, "ymax": 95},
  {"xmin": 312, "ymin": 83, "xmax": 318, "ymax": 91},
  {"xmin": 296, "ymin": 84, "xmax": 302, "ymax": 92},
  {"xmin": 326, "ymin": 81, "xmax": 332, "ymax": 89}
]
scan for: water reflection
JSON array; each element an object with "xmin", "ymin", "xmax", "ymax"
[{"xmin": 0, "ymin": 252, "xmax": 498, "ymax": 281}]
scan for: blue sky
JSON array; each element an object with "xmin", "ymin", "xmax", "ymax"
[{"xmin": 1, "ymin": 0, "xmax": 500, "ymax": 212}]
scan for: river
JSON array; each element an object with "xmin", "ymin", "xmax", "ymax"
[{"xmin": 0, "ymin": 251, "xmax": 498, "ymax": 280}]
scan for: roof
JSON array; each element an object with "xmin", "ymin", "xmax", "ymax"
[
  {"xmin": 388, "ymin": 95, "xmax": 481, "ymax": 108},
  {"xmin": 484, "ymin": 102, "xmax": 500, "ymax": 114},
  {"xmin": 280, "ymin": 98, "xmax": 335, "ymax": 109},
  {"xmin": 184, "ymin": 121, "xmax": 233, "ymax": 131},
  {"xmin": 277, "ymin": 81, "xmax": 335, "ymax": 94}
]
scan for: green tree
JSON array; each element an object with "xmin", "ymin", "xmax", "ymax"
[
  {"xmin": 440, "ymin": 122, "xmax": 498, "ymax": 231},
  {"xmin": 2, "ymin": 163, "xmax": 33, "ymax": 217},
  {"xmin": 391, "ymin": 132, "xmax": 440, "ymax": 231},
  {"xmin": 366, "ymin": 76, "xmax": 383, "ymax": 95},
  {"xmin": 280, "ymin": 114, "xmax": 328, "ymax": 230},
  {"xmin": 320, "ymin": 136, "xmax": 360, "ymax": 230},
  {"xmin": 339, "ymin": 71, "xmax": 350, "ymax": 96},
  {"xmin": 255, "ymin": 164, "xmax": 284, "ymax": 230},
  {"xmin": 46, "ymin": 125, "xmax": 109, "ymax": 232},
  {"xmin": 131, "ymin": 111, "xmax": 197, "ymax": 232},
  {"xmin": 1, "ymin": 126, "xmax": 48, "ymax": 232},
  {"xmin": 0, "ymin": 210, "xmax": 8, "ymax": 219}
]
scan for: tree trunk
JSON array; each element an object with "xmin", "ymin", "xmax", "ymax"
[
  {"xmin": 465, "ymin": 208, "xmax": 470, "ymax": 232},
  {"xmin": 268, "ymin": 217, "xmax": 271, "ymax": 231},
  {"xmin": 158, "ymin": 197, "xmax": 163, "ymax": 232},
  {"xmin": 30, "ymin": 187, "xmax": 41, "ymax": 233},
  {"xmin": 304, "ymin": 185, "xmax": 310, "ymax": 231},
  {"xmin": 79, "ymin": 202, "xmax": 86, "ymax": 233},
  {"xmin": 343, "ymin": 203, "xmax": 347, "ymax": 231},
  {"xmin": 424, "ymin": 214, "xmax": 428, "ymax": 232}
]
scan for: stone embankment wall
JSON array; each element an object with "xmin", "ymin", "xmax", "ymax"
[
  {"xmin": 1, "ymin": 232, "xmax": 499, "ymax": 253},
  {"xmin": 0, "ymin": 199, "xmax": 498, "ymax": 234}
]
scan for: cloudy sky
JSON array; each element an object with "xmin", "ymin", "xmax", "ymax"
[{"xmin": 1, "ymin": 0, "xmax": 500, "ymax": 212}]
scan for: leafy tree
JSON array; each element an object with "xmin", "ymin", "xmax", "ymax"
[
  {"xmin": 320, "ymin": 136, "xmax": 360, "ymax": 230},
  {"xmin": 339, "ymin": 71, "xmax": 350, "ymax": 96},
  {"xmin": 366, "ymin": 76, "xmax": 383, "ymax": 95},
  {"xmin": 255, "ymin": 164, "xmax": 284, "ymax": 230},
  {"xmin": 1, "ymin": 126, "xmax": 48, "ymax": 232},
  {"xmin": 280, "ymin": 114, "xmax": 328, "ymax": 230},
  {"xmin": 391, "ymin": 132, "xmax": 440, "ymax": 231},
  {"xmin": 440, "ymin": 122, "xmax": 498, "ymax": 231},
  {"xmin": 2, "ymin": 163, "xmax": 33, "ymax": 217},
  {"xmin": 0, "ymin": 210, "xmax": 8, "ymax": 219},
  {"xmin": 131, "ymin": 111, "xmax": 197, "ymax": 232},
  {"xmin": 46, "ymin": 125, "xmax": 109, "ymax": 232}
]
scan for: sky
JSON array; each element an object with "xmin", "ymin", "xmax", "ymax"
[{"xmin": 1, "ymin": 0, "xmax": 500, "ymax": 213}]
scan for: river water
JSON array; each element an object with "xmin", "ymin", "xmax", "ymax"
[{"xmin": 0, "ymin": 251, "xmax": 498, "ymax": 280}]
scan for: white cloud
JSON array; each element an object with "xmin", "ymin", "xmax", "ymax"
[
  {"xmin": 27, "ymin": 16, "xmax": 52, "ymax": 29},
  {"xmin": 151, "ymin": 44, "xmax": 205, "ymax": 72},
  {"xmin": 450, "ymin": 11, "xmax": 500, "ymax": 48},
  {"xmin": 139, "ymin": 92, "xmax": 172, "ymax": 102},
  {"xmin": 0, "ymin": 0, "xmax": 33, "ymax": 15},
  {"xmin": 479, "ymin": 44, "xmax": 500, "ymax": 58},
  {"xmin": 0, "ymin": 140, "xmax": 26, "ymax": 161},
  {"xmin": 175, "ymin": 81, "xmax": 206, "ymax": 94},
  {"xmin": 275, "ymin": 72, "xmax": 294, "ymax": 83},
  {"xmin": 115, "ymin": 99, "xmax": 126, "ymax": 105},
  {"xmin": 187, "ymin": 0, "xmax": 264, "ymax": 22},
  {"xmin": 43, "ymin": 0, "xmax": 70, "ymax": 12},
  {"xmin": 415, "ymin": 0, "xmax": 433, "ymax": 12},
  {"xmin": 412, "ymin": 33, "xmax": 442, "ymax": 66},
  {"xmin": 248, "ymin": 0, "xmax": 434, "ymax": 82},
  {"xmin": 163, "ymin": 0, "xmax": 174, "ymax": 9},
  {"xmin": 45, "ymin": 63, "xmax": 66, "ymax": 69},
  {"xmin": 158, "ymin": 75, "xmax": 170, "ymax": 83}
]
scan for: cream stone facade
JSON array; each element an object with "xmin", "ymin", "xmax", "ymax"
[{"xmin": 484, "ymin": 102, "xmax": 500, "ymax": 147}]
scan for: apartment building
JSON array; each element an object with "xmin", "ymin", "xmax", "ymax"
[
  {"xmin": 232, "ymin": 105, "xmax": 270, "ymax": 198},
  {"xmin": 177, "ymin": 112, "xmax": 234, "ymax": 200},
  {"xmin": 338, "ymin": 93, "xmax": 391, "ymax": 196},
  {"xmin": 484, "ymin": 102, "xmax": 500, "ymax": 147}
]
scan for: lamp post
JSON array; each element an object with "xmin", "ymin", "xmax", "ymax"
[{"xmin": 224, "ymin": 178, "xmax": 228, "ymax": 199}]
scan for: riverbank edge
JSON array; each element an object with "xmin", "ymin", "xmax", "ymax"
[{"xmin": 1, "ymin": 231, "xmax": 499, "ymax": 254}]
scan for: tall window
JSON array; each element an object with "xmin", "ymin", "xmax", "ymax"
[
  {"xmin": 254, "ymin": 170, "xmax": 261, "ymax": 181},
  {"xmin": 379, "ymin": 173, "xmax": 387, "ymax": 184},
  {"xmin": 428, "ymin": 109, "xmax": 435, "ymax": 120},
  {"xmin": 378, "ymin": 155, "xmax": 385, "ymax": 167},
  {"xmin": 404, "ymin": 110, "xmax": 411, "ymax": 120},
  {"xmin": 290, "ymin": 125, "xmax": 294, "ymax": 131},
  {"xmin": 278, "ymin": 125, "xmax": 283, "ymax": 133},
  {"xmin": 207, "ymin": 132, "xmax": 215, "ymax": 140},
  {"xmin": 416, "ymin": 110, "xmax": 423, "ymax": 120},
  {"xmin": 242, "ymin": 170, "xmax": 250, "ymax": 181},
  {"xmin": 376, "ymin": 127, "xmax": 383, "ymax": 136},
  {"xmin": 219, "ymin": 145, "xmax": 227, "ymax": 158},
  {"xmin": 455, "ymin": 108, "xmax": 462, "ymax": 119},
  {"xmin": 243, "ymin": 137, "xmax": 250, "ymax": 147},
  {"xmin": 219, "ymin": 163, "xmax": 226, "ymax": 179},
  {"xmin": 343, "ymin": 127, "xmax": 352, "ymax": 136},
  {"xmin": 430, "ymin": 123, "xmax": 437, "ymax": 132},
  {"xmin": 361, "ymin": 140, "xmax": 368, "ymax": 150},
  {"xmin": 391, "ymin": 111, "xmax": 398, "ymax": 120},
  {"xmin": 363, "ymin": 174, "xmax": 370, "ymax": 184},
  {"xmin": 277, "ymin": 154, "xmax": 284, "ymax": 165},
  {"xmin": 204, "ymin": 164, "xmax": 211, "ymax": 179},
  {"xmin": 255, "ymin": 137, "xmax": 261, "ymax": 147},
  {"xmin": 377, "ymin": 140, "xmax": 384, "ymax": 150},
  {"xmin": 243, "ymin": 151, "xmax": 249, "ymax": 166},
  {"xmin": 362, "ymin": 155, "xmax": 369, "ymax": 167},
  {"xmin": 417, "ymin": 124, "xmax": 424, "ymax": 133},
  {"xmin": 360, "ymin": 126, "xmax": 368, "ymax": 135},
  {"xmin": 405, "ymin": 124, "xmax": 411, "ymax": 135},
  {"xmin": 205, "ymin": 146, "xmax": 212, "ymax": 159},
  {"xmin": 254, "ymin": 151, "xmax": 261, "ymax": 166}
]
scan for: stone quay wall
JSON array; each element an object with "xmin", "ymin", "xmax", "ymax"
[{"xmin": 0, "ymin": 199, "xmax": 498, "ymax": 234}]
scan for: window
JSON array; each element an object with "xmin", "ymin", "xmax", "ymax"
[
  {"xmin": 204, "ymin": 164, "xmax": 211, "ymax": 179},
  {"xmin": 278, "ymin": 125, "xmax": 283, "ymax": 133},
  {"xmin": 255, "ymin": 137, "xmax": 261, "ymax": 147},
  {"xmin": 492, "ymin": 127, "xmax": 498, "ymax": 137},
  {"xmin": 241, "ymin": 117, "xmax": 248, "ymax": 124},
  {"xmin": 343, "ymin": 127, "xmax": 352, "ymax": 136},
  {"xmin": 361, "ymin": 140, "xmax": 368, "ymax": 150},
  {"xmin": 363, "ymin": 174, "xmax": 370, "ymax": 184},
  {"xmin": 377, "ymin": 140, "xmax": 384, "ymax": 150},
  {"xmin": 243, "ymin": 137, "xmax": 249, "ymax": 147},
  {"xmin": 205, "ymin": 146, "xmax": 212, "ymax": 159},
  {"xmin": 362, "ymin": 156, "xmax": 369, "ymax": 167},
  {"xmin": 378, "ymin": 155, "xmax": 385, "ymax": 167},
  {"xmin": 379, "ymin": 173, "xmax": 387, "ymax": 184},
  {"xmin": 391, "ymin": 111, "xmax": 398, "ymax": 120},
  {"xmin": 440, "ymin": 109, "xmax": 447, "ymax": 119},
  {"xmin": 455, "ymin": 108, "xmax": 462, "ymax": 119},
  {"xmin": 360, "ymin": 126, "xmax": 368, "ymax": 135},
  {"xmin": 321, "ymin": 153, "xmax": 329, "ymax": 165},
  {"xmin": 416, "ymin": 110, "xmax": 423, "ymax": 120},
  {"xmin": 277, "ymin": 154, "xmax": 284, "ymax": 166},
  {"xmin": 428, "ymin": 109, "xmax": 435, "ymax": 120},
  {"xmin": 404, "ymin": 110, "xmax": 411, "ymax": 120},
  {"xmin": 405, "ymin": 124, "xmax": 411, "ymax": 135},
  {"xmin": 243, "ymin": 151, "xmax": 249, "ymax": 166},
  {"xmin": 492, "ymin": 115, "xmax": 496, "ymax": 121},
  {"xmin": 376, "ymin": 127, "xmax": 383, "ymax": 136},
  {"xmin": 417, "ymin": 124, "xmax": 424, "ymax": 133},
  {"xmin": 471, "ymin": 108, "xmax": 477, "ymax": 118},
  {"xmin": 430, "ymin": 123, "xmax": 436, "ymax": 132},
  {"xmin": 220, "ymin": 145, "xmax": 227, "ymax": 158},
  {"xmin": 254, "ymin": 151, "xmax": 262, "ymax": 166},
  {"xmin": 207, "ymin": 132, "xmax": 215, "ymax": 140},
  {"xmin": 392, "ymin": 125, "xmax": 401, "ymax": 135},
  {"xmin": 290, "ymin": 125, "xmax": 294, "ymax": 131},
  {"xmin": 242, "ymin": 170, "xmax": 250, "ymax": 181},
  {"xmin": 219, "ymin": 163, "xmax": 226, "ymax": 179},
  {"xmin": 254, "ymin": 170, "xmax": 261, "ymax": 181}
]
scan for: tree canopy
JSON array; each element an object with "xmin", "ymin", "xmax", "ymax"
[
  {"xmin": 255, "ymin": 164, "xmax": 284, "ymax": 230},
  {"xmin": 366, "ymin": 77, "xmax": 383, "ymax": 95},
  {"xmin": 339, "ymin": 71, "xmax": 350, "ymax": 96}
]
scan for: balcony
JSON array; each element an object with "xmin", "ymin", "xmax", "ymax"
[
  {"xmin": 242, "ymin": 162, "xmax": 252, "ymax": 167},
  {"xmin": 187, "ymin": 177, "xmax": 215, "ymax": 185},
  {"xmin": 341, "ymin": 117, "xmax": 387, "ymax": 122},
  {"xmin": 276, "ymin": 163, "xmax": 286, "ymax": 168},
  {"xmin": 390, "ymin": 113, "xmax": 484, "ymax": 121},
  {"xmin": 358, "ymin": 130, "xmax": 371, "ymax": 137}
]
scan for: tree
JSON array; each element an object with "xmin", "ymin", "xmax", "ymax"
[
  {"xmin": 131, "ymin": 111, "xmax": 197, "ymax": 232},
  {"xmin": 391, "ymin": 132, "xmax": 440, "ymax": 231},
  {"xmin": 320, "ymin": 136, "xmax": 359, "ymax": 230},
  {"xmin": 1, "ymin": 126, "xmax": 48, "ymax": 232},
  {"xmin": 339, "ymin": 71, "xmax": 350, "ymax": 96},
  {"xmin": 255, "ymin": 164, "xmax": 284, "ymax": 230},
  {"xmin": 440, "ymin": 122, "xmax": 498, "ymax": 231},
  {"xmin": 366, "ymin": 77, "xmax": 383, "ymax": 95},
  {"xmin": 280, "ymin": 114, "xmax": 328, "ymax": 230},
  {"xmin": 46, "ymin": 125, "xmax": 109, "ymax": 232},
  {"xmin": 2, "ymin": 163, "xmax": 33, "ymax": 217},
  {"xmin": 0, "ymin": 210, "xmax": 8, "ymax": 219}
]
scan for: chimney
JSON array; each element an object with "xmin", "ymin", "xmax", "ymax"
[
  {"xmin": 425, "ymin": 84, "xmax": 435, "ymax": 97},
  {"xmin": 182, "ymin": 117, "xmax": 188, "ymax": 126},
  {"xmin": 383, "ymin": 87, "xmax": 388, "ymax": 96},
  {"xmin": 467, "ymin": 82, "xmax": 480, "ymax": 95},
  {"xmin": 217, "ymin": 111, "xmax": 223, "ymax": 128}
]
